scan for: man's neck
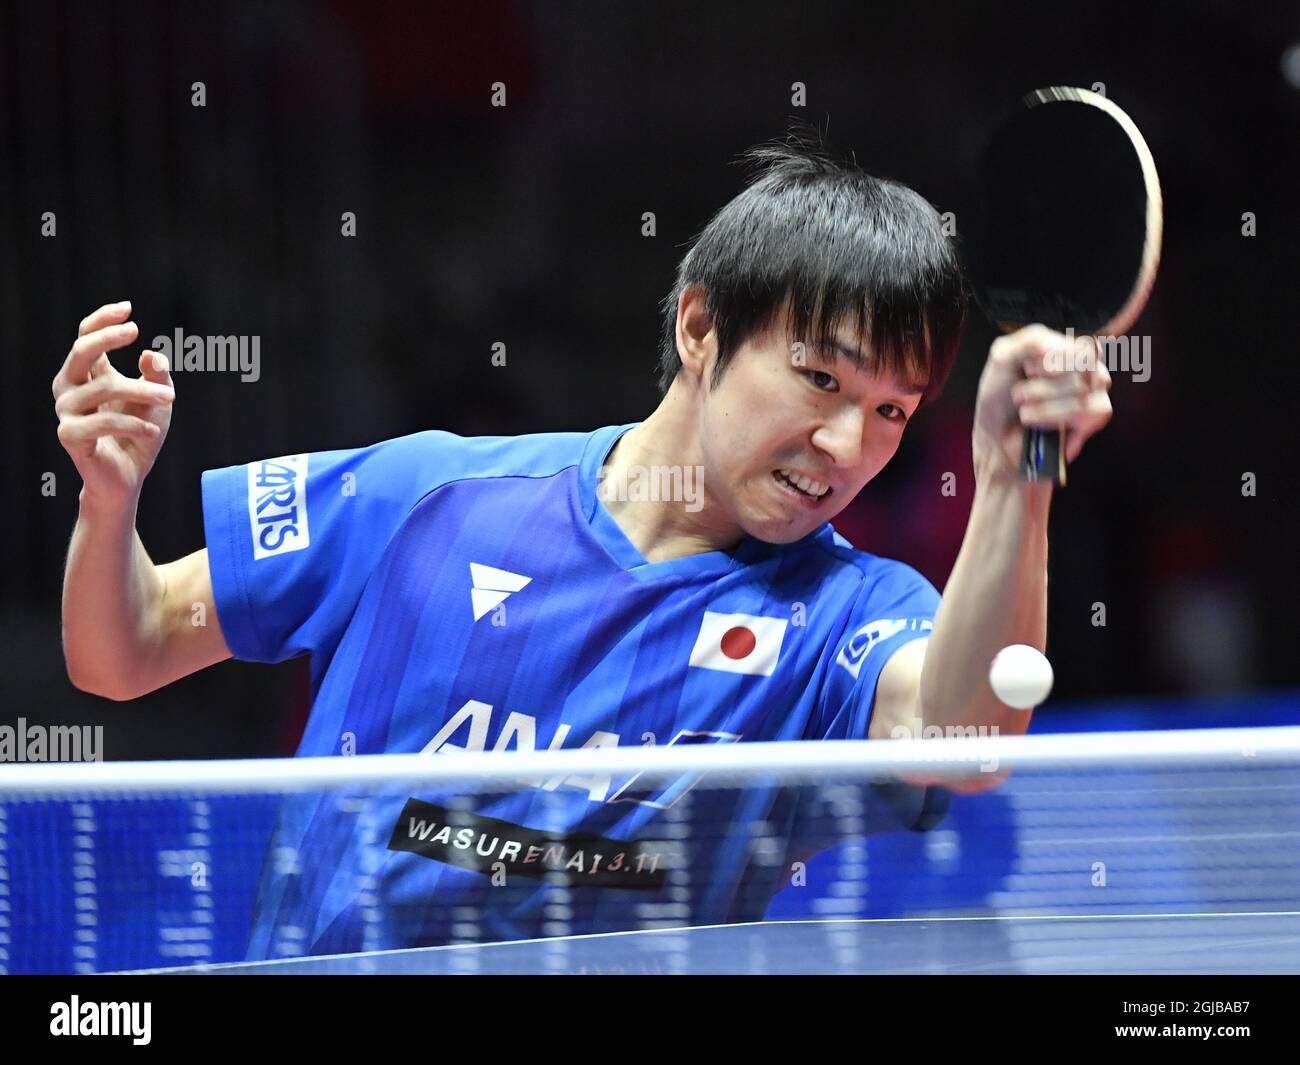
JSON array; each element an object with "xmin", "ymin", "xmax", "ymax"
[{"xmin": 598, "ymin": 383, "xmax": 744, "ymax": 563}]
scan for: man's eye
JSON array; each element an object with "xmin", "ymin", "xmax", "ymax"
[
  {"xmin": 805, "ymin": 370, "xmax": 838, "ymax": 393},
  {"xmin": 878, "ymin": 404, "xmax": 907, "ymax": 422}
]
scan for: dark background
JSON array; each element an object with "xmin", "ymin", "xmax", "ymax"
[{"xmin": 2, "ymin": 0, "xmax": 1297, "ymax": 759}]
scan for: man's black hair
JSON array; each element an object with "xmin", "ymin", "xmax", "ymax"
[{"xmin": 656, "ymin": 121, "xmax": 967, "ymax": 406}]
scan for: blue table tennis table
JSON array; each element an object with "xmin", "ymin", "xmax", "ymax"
[{"xmin": 149, "ymin": 912, "xmax": 1300, "ymax": 975}]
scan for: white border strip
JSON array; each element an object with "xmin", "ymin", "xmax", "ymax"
[{"xmin": 0, "ymin": 727, "xmax": 1296, "ymax": 796}]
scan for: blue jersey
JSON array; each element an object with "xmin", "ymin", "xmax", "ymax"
[{"xmin": 201, "ymin": 423, "xmax": 947, "ymax": 959}]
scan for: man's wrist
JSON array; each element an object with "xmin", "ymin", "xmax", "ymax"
[
  {"xmin": 78, "ymin": 485, "xmax": 140, "ymax": 527},
  {"xmin": 972, "ymin": 458, "xmax": 1054, "ymax": 522}
]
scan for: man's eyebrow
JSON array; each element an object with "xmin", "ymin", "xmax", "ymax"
[{"xmin": 814, "ymin": 341, "xmax": 927, "ymax": 395}]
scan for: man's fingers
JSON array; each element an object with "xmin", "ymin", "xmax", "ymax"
[
  {"xmin": 139, "ymin": 348, "xmax": 172, "ymax": 385},
  {"xmin": 988, "ymin": 325, "xmax": 1115, "ymax": 469},
  {"xmin": 1011, "ymin": 374, "xmax": 1090, "ymax": 406},
  {"xmin": 994, "ymin": 326, "xmax": 1102, "ymax": 383},
  {"xmin": 990, "ymin": 323, "xmax": 1058, "ymax": 357},
  {"xmin": 57, "ymin": 411, "xmax": 161, "ymax": 454},
  {"xmin": 55, "ymin": 320, "xmax": 140, "ymax": 396},
  {"xmin": 1025, "ymin": 335, "xmax": 1098, "ymax": 380},
  {"xmin": 991, "ymin": 324, "xmax": 1067, "ymax": 363},
  {"xmin": 71, "ymin": 319, "xmax": 139, "ymax": 365},
  {"xmin": 1089, "ymin": 360, "xmax": 1113, "ymax": 391},
  {"xmin": 78, "ymin": 301, "xmax": 132, "ymax": 338},
  {"xmin": 54, "ymin": 372, "xmax": 175, "ymax": 418},
  {"xmin": 1020, "ymin": 389, "xmax": 1113, "ymax": 429}
]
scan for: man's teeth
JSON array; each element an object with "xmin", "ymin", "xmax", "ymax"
[{"xmin": 777, "ymin": 469, "xmax": 829, "ymax": 499}]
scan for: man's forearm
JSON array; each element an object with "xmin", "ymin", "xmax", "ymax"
[
  {"xmin": 62, "ymin": 491, "xmax": 166, "ymax": 699},
  {"xmin": 919, "ymin": 473, "xmax": 1052, "ymax": 734}
]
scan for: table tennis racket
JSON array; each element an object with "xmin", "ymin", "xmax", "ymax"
[{"xmin": 969, "ymin": 86, "xmax": 1163, "ymax": 484}]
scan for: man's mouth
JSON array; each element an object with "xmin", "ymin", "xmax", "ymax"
[{"xmin": 773, "ymin": 468, "xmax": 832, "ymax": 502}]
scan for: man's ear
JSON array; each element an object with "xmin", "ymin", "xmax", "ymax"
[{"xmin": 675, "ymin": 286, "xmax": 715, "ymax": 384}]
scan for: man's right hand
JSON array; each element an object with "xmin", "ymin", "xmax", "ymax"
[{"xmin": 53, "ymin": 300, "xmax": 176, "ymax": 510}]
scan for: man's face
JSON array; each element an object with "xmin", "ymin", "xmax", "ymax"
[{"xmin": 695, "ymin": 313, "xmax": 926, "ymax": 545}]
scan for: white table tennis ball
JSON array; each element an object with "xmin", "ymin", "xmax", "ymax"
[{"xmin": 988, "ymin": 644, "xmax": 1054, "ymax": 709}]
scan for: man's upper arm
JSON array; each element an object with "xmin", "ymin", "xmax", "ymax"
[
  {"xmin": 147, "ymin": 548, "xmax": 232, "ymax": 690},
  {"xmin": 867, "ymin": 637, "xmax": 927, "ymax": 741},
  {"xmin": 869, "ymin": 636, "xmax": 1010, "ymax": 794}
]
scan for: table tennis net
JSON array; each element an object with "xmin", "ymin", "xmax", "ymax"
[{"xmin": 1, "ymin": 728, "xmax": 1297, "ymax": 973}]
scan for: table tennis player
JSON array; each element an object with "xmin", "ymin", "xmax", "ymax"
[{"xmin": 52, "ymin": 128, "xmax": 1112, "ymax": 958}]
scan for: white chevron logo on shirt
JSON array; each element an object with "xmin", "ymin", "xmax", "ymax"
[{"xmin": 469, "ymin": 562, "xmax": 533, "ymax": 621}]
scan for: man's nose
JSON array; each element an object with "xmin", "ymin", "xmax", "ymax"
[{"xmin": 811, "ymin": 407, "xmax": 866, "ymax": 468}]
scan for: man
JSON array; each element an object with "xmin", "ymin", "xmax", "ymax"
[{"xmin": 53, "ymin": 133, "xmax": 1111, "ymax": 959}]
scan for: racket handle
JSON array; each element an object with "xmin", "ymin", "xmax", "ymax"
[{"xmin": 1020, "ymin": 427, "xmax": 1067, "ymax": 485}]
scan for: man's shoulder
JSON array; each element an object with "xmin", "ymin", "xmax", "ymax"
[
  {"xmin": 337, "ymin": 423, "xmax": 624, "ymax": 500},
  {"xmin": 377, "ymin": 423, "xmax": 606, "ymax": 476}
]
